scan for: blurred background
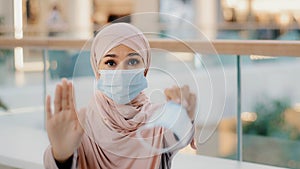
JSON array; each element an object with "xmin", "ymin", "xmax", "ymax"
[{"xmin": 0, "ymin": 0, "xmax": 300, "ymax": 169}]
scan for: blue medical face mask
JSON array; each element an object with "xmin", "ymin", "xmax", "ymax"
[{"xmin": 97, "ymin": 68, "xmax": 148, "ymax": 104}]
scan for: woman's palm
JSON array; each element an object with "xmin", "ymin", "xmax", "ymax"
[{"xmin": 46, "ymin": 79, "xmax": 84, "ymax": 161}]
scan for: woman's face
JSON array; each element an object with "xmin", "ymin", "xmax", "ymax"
[{"xmin": 98, "ymin": 45, "xmax": 145, "ymax": 71}]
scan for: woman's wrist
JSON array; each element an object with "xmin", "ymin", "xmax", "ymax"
[{"xmin": 52, "ymin": 147, "xmax": 73, "ymax": 162}]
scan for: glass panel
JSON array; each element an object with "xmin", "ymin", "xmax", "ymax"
[
  {"xmin": 47, "ymin": 49, "xmax": 94, "ymax": 109},
  {"xmin": 242, "ymin": 56, "xmax": 300, "ymax": 168},
  {"xmin": 195, "ymin": 54, "xmax": 237, "ymax": 160},
  {"xmin": 0, "ymin": 47, "xmax": 44, "ymax": 127}
]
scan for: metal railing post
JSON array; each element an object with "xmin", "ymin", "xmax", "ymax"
[{"xmin": 237, "ymin": 55, "xmax": 242, "ymax": 161}]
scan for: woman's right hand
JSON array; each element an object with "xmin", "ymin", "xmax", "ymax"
[
  {"xmin": 164, "ymin": 85, "xmax": 196, "ymax": 122},
  {"xmin": 46, "ymin": 78, "xmax": 84, "ymax": 162}
]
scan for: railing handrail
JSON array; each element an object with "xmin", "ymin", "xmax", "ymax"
[{"xmin": 0, "ymin": 38, "xmax": 300, "ymax": 57}]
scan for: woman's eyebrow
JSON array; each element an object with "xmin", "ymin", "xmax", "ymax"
[
  {"xmin": 104, "ymin": 54, "xmax": 117, "ymax": 58},
  {"xmin": 127, "ymin": 52, "xmax": 140, "ymax": 57}
]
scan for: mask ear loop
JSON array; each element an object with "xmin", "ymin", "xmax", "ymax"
[
  {"xmin": 97, "ymin": 72, "xmax": 101, "ymax": 80},
  {"xmin": 144, "ymin": 69, "xmax": 148, "ymax": 77}
]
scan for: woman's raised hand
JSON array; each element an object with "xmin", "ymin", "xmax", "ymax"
[
  {"xmin": 164, "ymin": 85, "xmax": 196, "ymax": 122},
  {"xmin": 46, "ymin": 78, "xmax": 84, "ymax": 162}
]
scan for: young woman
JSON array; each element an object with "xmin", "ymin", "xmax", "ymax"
[{"xmin": 44, "ymin": 23, "xmax": 196, "ymax": 169}]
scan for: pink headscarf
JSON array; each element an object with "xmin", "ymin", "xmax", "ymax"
[
  {"xmin": 79, "ymin": 23, "xmax": 173, "ymax": 168},
  {"xmin": 90, "ymin": 22, "xmax": 151, "ymax": 79}
]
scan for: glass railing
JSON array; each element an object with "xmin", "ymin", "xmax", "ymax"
[{"xmin": 0, "ymin": 38, "xmax": 299, "ymax": 168}]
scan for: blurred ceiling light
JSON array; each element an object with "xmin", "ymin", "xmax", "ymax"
[
  {"xmin": 223, "ymin": 9, "xmax": 234, "ymax": 21},
  {"xmin": 194, "ymin": 53, "xmax": 203, "ymax": 70},
  {"xmin": 23, "ymin": 61, "xmax": 50, "ymax": 72},
  {"xmin": 250, "ymin": 55, "xmax": 276, "ymax": 60},
  {"xmin": 14, "ymin": 0, "xmax": 24, "ymax": 73},
  {"xmin": 13, "ymin": 0, "xmax": 23, "ymax": 39},
  {"xmin": 252, "ymin": 0, "xmax": 300, "ymax": 13},
  {"xmin": 241, "ymin": 112, "xmax": 257, "ymax": 122},
  {"xmin": 236, "ymin": 0, "xmax": 248, "ymax": 12},
  {"xmin": 14, "ymin": 49, "xmax": 50, "ymax": 72},
  {"xmin": 252, "ymin": 0, "xmax": 279, "ymax": 14},
  {"xmin": 14, "ymin": 47, "xmax": 23, "ymax": 70},
  {"xmin": 224, "ymin": 0, "xmax": 238, "ymax": 8},
  {"xmin": 235, "ymin": 0, "xmax": 249, "ymax": 22},
  {"xmin": 278, "ymin": 13, "xmax": 292, "ymax": 26}
]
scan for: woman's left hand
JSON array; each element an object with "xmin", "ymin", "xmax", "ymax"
[{"xmin": 164, "ymin": 85, "xmax": 196, "ymax": 122}]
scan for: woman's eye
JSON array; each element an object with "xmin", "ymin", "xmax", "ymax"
[
  {"xmin": 105, "ymin": 60, "xmax": 116, "ymax": 67},
  {"xmin": 128, "ymin": 59, "xmax": 140, "ymax": 66}
]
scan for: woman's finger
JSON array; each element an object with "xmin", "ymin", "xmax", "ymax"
[
  {"xmin": 187, "ymin": 93, "xmax": 196, "ymax": 120},
  {"xmin": 68, "ymin": 82, "xmax": 75, "ymax": 110},
  {"xmin": 54, "ymin": 84, "xmax": 62, "ymax": 114},
  {"xmin": 181, "ymin": 85, "xmax": 190, "ymax": 98},
  {"xmin": 46, "ymin": 95, "xmax": 52, "ymax": 120},
  {"xmin": 164, "ymin": 88, "xmax": 172, "ymax": 101},
  {"xmin": 165, "ymin": 87, "xmax": 176, "ymax": 102},
  {"xmin": 165, "ymin": 86, "xmax": 181, "ymax": 103},
  {"xmin": 180, "ymin": 85, "xmax": 190, "ymax": 106},
  {"xmin": 61, "ymin": 78, "xmax": 69, "ymax": 109},
  {"xmin": 68, "ymin": 82, "xmax": 77, "ymax": 120},
  {"xmin": 172, "ymin": 86, "xmax": 181, "ymax": 103},
  {"xmin": 189, "ymin": 93, "xmax": 196, "ymax": 107}
]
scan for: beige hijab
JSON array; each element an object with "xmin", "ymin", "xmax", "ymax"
[
  {"xmin": 80, "ymin": 23, "xmax": 172, "ymax": 168},
  {"xmin": 90, "ymin": 22, "xmax": 151, "ymax": 79}
]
